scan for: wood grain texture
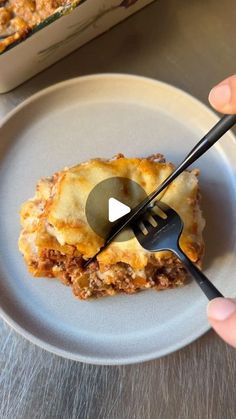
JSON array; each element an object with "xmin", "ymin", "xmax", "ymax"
[{"xmin": 1, "ymin": 0, "xmax": 236, "ymax": 418}]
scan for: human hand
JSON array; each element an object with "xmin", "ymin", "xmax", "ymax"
[
  {"xmin": 207, "ymin": 298, "xmax": 236, "ymax": 347},
  {"xmin": 209, "ymin": 74, "xmax": 236, "ymax": 113},
  {"xmin": 207, "ymin": 74, "xmax": 236, "ymax": 348}
]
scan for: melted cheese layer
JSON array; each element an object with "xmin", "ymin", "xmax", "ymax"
[{"xmin": 19, "ymin": 155, "xmax": 205, "ymax": 270}]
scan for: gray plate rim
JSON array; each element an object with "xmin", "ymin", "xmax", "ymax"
[{"xmin": 0, "ymin": 74, "xmax": 235, "ymax": 365}]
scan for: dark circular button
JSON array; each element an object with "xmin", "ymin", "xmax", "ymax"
[{"xmin": 85, "ymin": 177, "xmax": 147, "ymax": 242}]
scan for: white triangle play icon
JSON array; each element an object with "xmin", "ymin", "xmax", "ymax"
[{"xmin": 108, "ymin": 198, "xmax": 131, "ymax": 222}]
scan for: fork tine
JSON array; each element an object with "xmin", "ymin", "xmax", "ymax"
[
  {"xmin": 138, "ymin": 220, "xmax": 149, "ymax": 235},
  {"xmin": 155, "ymin": 200, "xmax": 178, "ymax": 218},
  {"xmin": 134, "ymin": 211, "xmax": 158, "ymax": 235},
  {"xmin": 148, "ymin": 209, "xmax": 167, "ymax": 229},
  {"xmin": 151, "ymin": 204, "xmax": 167, "ymax": 219},
  {"xmin": 134, "ymin": 200, "xmax": 178, "ymax": 236},
  {"xmin": 142, "ymin": 217, "xmax": 157, "ymax": 232},
  {"xmin": 154, "ymin": 200, "xmax": 169, "ymax": 213},
  {"xmin": 146, "ymin": 213, "xmax": 158, "ymax": 227}
]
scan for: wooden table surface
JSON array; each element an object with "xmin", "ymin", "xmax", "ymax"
[{"xmin": 1, "ymin": 1, "xmax": 236, "ymax": 418}]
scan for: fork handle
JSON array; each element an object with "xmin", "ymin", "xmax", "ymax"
[{"xmin": 175, "ymin": 248, "xmax": 223, "ymax": 300}]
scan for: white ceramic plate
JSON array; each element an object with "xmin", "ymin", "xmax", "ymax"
[{"xmin": 0, "ymin": 74, "xmax": 236, "ymax": 365}]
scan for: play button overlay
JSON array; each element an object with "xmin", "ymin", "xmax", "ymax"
[
  {"xmin": 108, "ymin": 198, "xmax": 131, "ymax": 222},
  {"xmin": 85, "ymin": 177, "xmax": 147, "ymax": 242}
]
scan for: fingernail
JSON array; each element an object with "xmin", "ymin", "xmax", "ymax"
[
  {"xmin": 207, "ymin": 298, "xmax": 236, "ymax": 321},
  {"xmin": 209, "ymin": 84, "xmax": 231, "ymax": 107}
]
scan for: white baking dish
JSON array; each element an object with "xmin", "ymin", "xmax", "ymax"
[{"xmin": 0, "ymin": 0, "xmax": 154, "ymax": 93}]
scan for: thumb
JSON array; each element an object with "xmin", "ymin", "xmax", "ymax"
[
  {"xmin": 208, "ymin": 75, "xmax": 236, "ymax": 114},
  {"xmin": 207, "ymin": 298, "xmax": 236, "ymax": 348}
]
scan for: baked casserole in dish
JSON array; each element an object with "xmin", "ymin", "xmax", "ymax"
[
  {"xmin": 0, "ymin": 0, "xmax": 81, "ymax": 52},
  {"xmin": 0, "ymin": 0, "xmax": 154, "ymax": 91}
]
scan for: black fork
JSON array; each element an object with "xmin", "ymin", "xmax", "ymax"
[{"xmin": 132, "ymin": 200, "xmax": 223, "ymax": 300}]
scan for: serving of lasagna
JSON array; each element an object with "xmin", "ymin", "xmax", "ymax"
[{"xmin": 18, "ymin": 154, "xmax": 205, "ymax": 300}]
